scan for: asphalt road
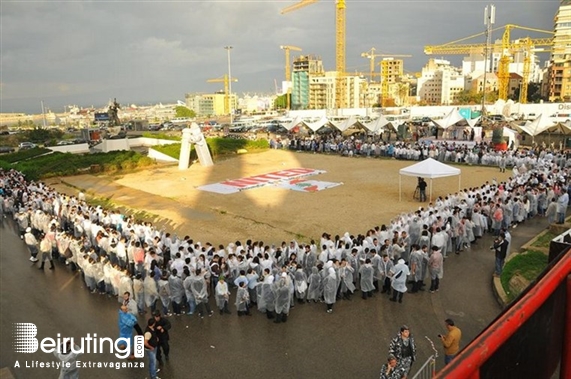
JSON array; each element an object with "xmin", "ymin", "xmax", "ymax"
[{"xmin": 0, "ymin": 215, "xmax": 550, "ymax": 379}]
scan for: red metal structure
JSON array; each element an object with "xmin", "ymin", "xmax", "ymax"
[{"xmin": 435, "ymin": 245, "xmax": 571, "ymax": 379}]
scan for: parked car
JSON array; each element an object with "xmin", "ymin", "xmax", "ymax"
[
  {"xmin": 18, "ymin": 142, "xmax": 36, "ymax": 150},
  {"xmin": 0, "ymin": 146, "xmax": 15, "ymax": 154}
]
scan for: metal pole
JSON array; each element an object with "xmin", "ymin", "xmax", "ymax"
[
  {"xmin": 225, "ymin": 46, "xmax": 233, "ymax": 124},
  {"xmin": 482, "ymin": 4, "xmax": 495, "ymax": 119}
]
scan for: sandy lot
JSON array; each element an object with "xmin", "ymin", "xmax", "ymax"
[{"xmin": 109, "ymin": 149, "xmax": 510, "ymax": 244}]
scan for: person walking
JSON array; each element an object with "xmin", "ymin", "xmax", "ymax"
[
  {"xmin": 53, "ymin": 340, "xmax": 82, "ymax": 379},
  {"xmin": 118, "ymin": 305, "xmax": 137, "ymax": 359},
  {"xmin": 152, "ymin": 310, "xmax": 172, "ymax": 365},
  {"xmin": 439, "ymin": 318, "xmax": 462, "ymax": 365},
  {"xmin": 24, "ymin": 227, "xmax": 39, "ymax": 262},
  {"xmin": 144, "ymin": 318, "xmax": 161, "ymax": 379},
  {"xmin": 38, "ymin": 233, "xmax": 55, "ymax": 270},
  {"xmin": 322, "ymin": 267, "xmax": 338, "ymax": 313},
  {"xmin": 215, "ymin": 275, "xmax": 232, "ymax": 315},
  {"xmin": 388, "ymin": 325, "xmax": 417, "ymax": 375},
  {"xmin": 389, "ymin": 259, "xmax": 410, "ymax": 303},
  {"xmin": 428, "ymin": 246, "xmax": 443, "ymax": 293},
  {"xmin": 556, "ymin": 190, "xmax": 569, "ymax": 224}
]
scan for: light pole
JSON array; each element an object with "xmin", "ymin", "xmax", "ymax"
[
  {"xmin": 224, "ymin": 46, "xmax": 233, "ymax": 124},
  {"xmin": 482, "ymin": 4, "xmax": 495, "ymax": 120}
]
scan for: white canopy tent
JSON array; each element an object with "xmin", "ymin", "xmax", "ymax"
[
  {"xmin": 432, "ymin": 109, "xmax": 465, "ymax": 129},
  {"xmin": 329, "ymin": 115, "xmax": 357, "ymax": 132},
  {"xmin": 301, "ymin": 116, "xmax": 329, "ymax": 132},
  {"xmin": 357, "ymin": 115, "xmax": 395, "ymax": 134},
  {"xmin": 398, "ymin": 158, "xmax": 461, "ymax": 201},
  {"xmin": 513, "ymin": 114, "xmax": 554, "ymax": 138},
  {"xmin": 282, "ymin": 115, "xmax": 302, "ymax": 131},
  {"xmin": 465, "ymin": 116, "xmax": 481, "ymax": 128}
]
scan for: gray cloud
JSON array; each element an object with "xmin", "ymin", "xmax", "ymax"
[{"xmin": 1, "ymin": 0, "xmax": 558, "ymax": 113}]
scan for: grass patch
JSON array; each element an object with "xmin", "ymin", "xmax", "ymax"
[
  {"xmin": 141, "ymin": 132, "xmax": 182, "ymax": 141},
  {"xmin": 152, "ymin": 143, "xmax": 182, "ymax": 159},
  {"xmin": 0, "ymin": 150, "xmax": 155, "ymax": 181},
  {"xmin": 530, "ymin": 231, "xmax": 557, "ymax": 248},
  {"xmin": 152, "ymin": 137, "xmax": 269, "ymax": 161},
  {"xmin": 501, "ymin": 250, "xmax": 548, "ymax": 301}
]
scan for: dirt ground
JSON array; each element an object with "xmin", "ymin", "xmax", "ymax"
[{"xmin": 105, "ymin": 149, "xmax": 511, "ymax": 244}]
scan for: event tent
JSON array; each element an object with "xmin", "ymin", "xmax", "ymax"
[
  {"xmin": 513, "ymin": 114, "xmax": 554, "ymax": 138},
  {"xmin": 302, "ymin": 116, "xmax": 329, "ymax": 132},
  {"xmin": 398, "ymin": 158, "xmax": 461, "ymax": 201},
  {"xmin": 282, "ymin": 116, "xmax": 302, "ymax": 131},
  {"xmin": 329, "ymin": 115, "xmax": 357, "ymax": 133},
  {"xmin": 432, "ymin": 109, "xmax": 465, "ymax": 129}
]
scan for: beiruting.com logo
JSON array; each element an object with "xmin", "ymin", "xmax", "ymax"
[{"xmin": 12, "ymin": 323, "xmax": 144, "ymax": 370}]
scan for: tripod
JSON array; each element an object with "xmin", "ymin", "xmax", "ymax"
[{"xmin": 413, "ymin": 186, "xmax": 420, "ymax": 201}]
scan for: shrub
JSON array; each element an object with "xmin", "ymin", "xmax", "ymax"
[{"xmin": 0, "ymin": 147, "xmax": 51, "ymax": 163}]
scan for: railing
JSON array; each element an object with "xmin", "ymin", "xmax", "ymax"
[
  {"xmin": 411, "ymin": 337, "xmax": 438, "ymax": 379},
  {"xmin": 434, "ymin": 242, "xmax": 571, "ymax": 379}
]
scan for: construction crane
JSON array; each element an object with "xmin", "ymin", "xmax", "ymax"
[
  {"xmin": 280, "ymin": 45, "xmax": 302, "ymax": 110},
  {"xmin": 281, "ymin": 0, "xmax": 346, "ymax": 109},
  {"xmin": 206, "ymin": 74, "xmax": 238, "ymax": 115},
  {"xmin": 424, "ymin": 24, "xmax": 553, "ymax": 103}
]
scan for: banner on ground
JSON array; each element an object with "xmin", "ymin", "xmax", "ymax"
[
  {"xmin": 197, "ymin": 167, "xmax": 325, "ymax": 194},
  {"xmin": 276, "ymin": 179, "xmax": 342, "ymax": 192}
]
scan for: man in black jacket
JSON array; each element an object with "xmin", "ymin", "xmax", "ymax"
[
  {"xmin": 492, "ymin": 232, "xmax": 508, "ymax": 277},
  {"xmin": 151, "ymin": 310, "xmax": 171, "ymax": 364}
]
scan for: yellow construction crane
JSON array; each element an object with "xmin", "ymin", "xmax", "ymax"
[
  {"xmin": 280, "ymin": 45, "xmax": 302, "ymax": 110},
  {"xmin": 281, "ymin": 0, "xmax": 346, "ymax": 108},
  {"xmin": 206, "ymin": 74, "xmax": 238, "ymax": 115},
  {"xmin": 424, "ymin": 24, "xmax": 553, "ymax": 103}
]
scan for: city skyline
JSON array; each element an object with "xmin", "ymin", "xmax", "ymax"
[{"xmin": 1, "ymin": 0, "xmax": 558, "ymax": 114}]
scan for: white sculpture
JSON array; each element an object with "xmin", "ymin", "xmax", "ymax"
[{"xmin": 179, "ymin": 123, "xmax": 213, "ymax": 169}]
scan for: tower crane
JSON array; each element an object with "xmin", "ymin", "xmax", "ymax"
[
  {"xmin": 280, "ymin": 45, "xmax": 302, "ymax": 110},
  {"xmin": 424, "ymin": 24, "xmax": 553, "ymax": 103},
  {"xmin": 206, "ymin": 75, "xmax": 238, "ymax": 116},
  {"xmin": 281, "ymin": 0, "xmax": 346, "ymax": 109}
]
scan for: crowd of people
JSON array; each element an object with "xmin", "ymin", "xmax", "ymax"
[
  {"xmin": 271, "ymin": 132, "xmax": 571, "ymax": 169},
  {"xmin": 1, "ymin": 140, "xmax": 570, "ymax": 379}
]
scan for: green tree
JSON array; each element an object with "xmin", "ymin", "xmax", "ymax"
[
  {"xmin": 174, "ymin": 106, "xmax": 196, "ymax": 119},
  {"xmin": 274, "ymin": 94, "xmax": 287, "ymax": 109}
]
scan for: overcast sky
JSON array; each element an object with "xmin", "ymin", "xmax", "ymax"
[{"xmin": 1, "ymin": 0, "xmax": 558, "ymax": 113}]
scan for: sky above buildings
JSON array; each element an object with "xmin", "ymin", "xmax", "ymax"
[{"xmin": 0, "ymin": 0, "xmax": 558, "ymax": 113}]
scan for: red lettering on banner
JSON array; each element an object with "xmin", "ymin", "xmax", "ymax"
[
  {"xmin": 220, "ymin": 168, "xmax": 319, "ymax": 188},
  {"xmin": 222, "ymin": 178, "xmax": 265, "ymax": 188}
]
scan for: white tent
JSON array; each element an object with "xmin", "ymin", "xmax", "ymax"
[
  {"xmin": 432, "ymin": 109, "xmax": 465, "ymax": 129},
  {"xmin": 398, "ymin": 158, "xmax": 461, "ymax": 201},
  {"xmin": 354, "ymin": 116, "xmax": 387, "ymax": 134},
  {"xmin": 515, "ymin": 114, "xmax": 554, "ymax": 137},
  {"xmin": 465, "ymin": 116, "xmax": 481, "ymax": 128},
  {"xmin": 282, "ymin": 116, "xmax": 302, "ymax": 131},
  {"xmin": 302, "ymin": 116, "xmax": 329, "ymax": 132},
  {"xmin": 330, "ymin": 115, "xmax": 358, "ymax": 132}
]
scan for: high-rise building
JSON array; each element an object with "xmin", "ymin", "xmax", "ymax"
[
  {"xmin": 291, "ymin": 55, "xmax": 324, "ymax": 110},
  {"xmin": 548, "ymin": 0, "xmax": 571, "ymax": 101},
  {"xmin": 417, "ymin": 59, "xmax": 465, "ymax": 105}
]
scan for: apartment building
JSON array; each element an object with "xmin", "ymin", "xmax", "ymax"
[
  {"xmin": 417, "ymin": 59, "xmax": 465, "ymax": 105},
  {"xmin": 549, "ymin": 0, "xmax": 571, "ymax": 101}
]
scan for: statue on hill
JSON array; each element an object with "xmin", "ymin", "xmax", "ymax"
[{"xmin": 108, "ymin": 98, "xmax": 121, "ymax": 127}]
